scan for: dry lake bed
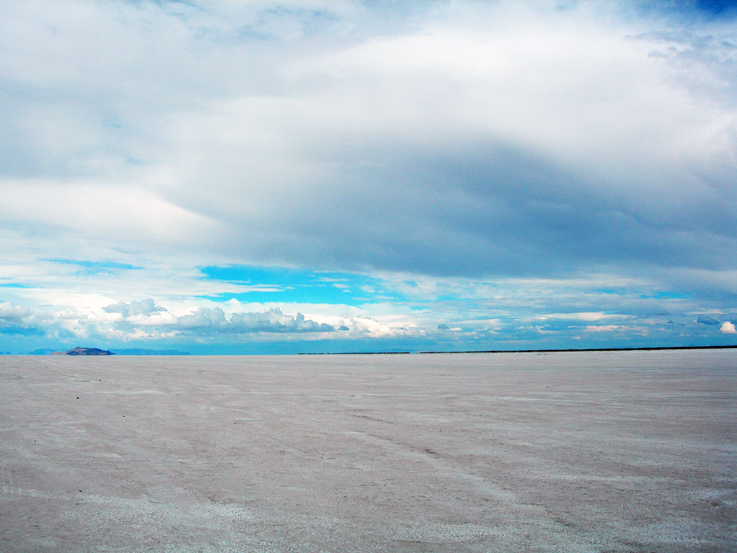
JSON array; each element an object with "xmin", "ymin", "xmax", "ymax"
[{"xmin": 1, "ymin": 349, "xmax": 735, "ymax": 552}]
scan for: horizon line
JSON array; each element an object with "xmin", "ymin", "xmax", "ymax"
[{"xmin": 299, "ymin": 345, "xmax": 737, "ymax": 355}]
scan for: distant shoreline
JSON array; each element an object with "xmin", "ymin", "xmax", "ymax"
[
  {"xmin": 299, "ymin": 345, "xmax": 737, "ymax": 355},
  {"xmin": 12, "ymin": 345, "xmax": 736, "ymax": 356}
]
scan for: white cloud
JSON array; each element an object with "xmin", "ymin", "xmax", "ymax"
[
  {"xmin": 343, "ymin": 316, "xmax": 398, "ymax": 337},
  {"xmin": 544, "ymin": 312, "xmax": 625, "ymax": 322},
  {"xmin": 584, "ymin": 325, "xmax": 622, "ymax": 333},
  {"xmin": 0, "ymin": 180, "xmax": 218, "ymax": 247},
  {"xmin": 176, "ymin": 307, "xmax": 334, "ymax": 334},
  {"xmin": 103, "ymin": 298, "xmax": 166, "ymax": 318},
  {"xmin": 0, "ymin": 301, "xmax": 31, "ymax": 323},
  {"xmin": 721, "ymin": 321, "xmax": 736, "ymax": 334}
]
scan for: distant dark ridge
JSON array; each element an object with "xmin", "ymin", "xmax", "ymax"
[
  {"xmin": 300, "ymin": 345, "xmax": 737, "ymax": 355},
  {"xmin": 112, "ymin": 349, "xmax": 190, "ymax": 356},
  {"xmin": 419, "ymin": 345, "xmax": 737, "ymax": 354},
  {"xmin": 62, "ymin": 347, "xmax": 114, "ymax": 356},
  {"xmin": 27, "ymin": 348, "xmax": 189, "ymax": 355},
  {"xmin": 299, "ymin": 351, "xmax": 411, "ymax": 355}
]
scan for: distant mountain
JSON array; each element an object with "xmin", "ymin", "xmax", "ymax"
[
  {"xmin": 27, "ymin": 347, "xmax": 189, "ymax": 355},
  {"xmin": 111, "ymin": 348, "xmax": 190, "ymax": 355},
  {"xmin": 64, "ymin": 347, "xmax": 114, "ymax": 356}
]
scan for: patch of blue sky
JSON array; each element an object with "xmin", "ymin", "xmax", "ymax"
[
  {"xmin": 0, "ymin": 283, "xmax": 29, "ymax": 288},
  {"xmin": 594, "ymin": 288, "xmax": 626, "ymax": 295},
  {"xmin": 637, "ymin": 0, "xmax": 737, "ymax": 20},
  {"xmin": 431, "ymin": 293, "xmax": 470, "ymax": 303},
  {"xmin": 639, "ymin": 291, "xmax": 691, "ymax": 300},
  {"xmin": 693, "ymin": 0, "xmax": 737, "ymax": 17},
  {"xmin": 0, "ymin": 325, "xmax": 43, "ymax": 336},
  {"xmin": 199, "ymin": 265, "xmax": 407, "ymax": 306}
]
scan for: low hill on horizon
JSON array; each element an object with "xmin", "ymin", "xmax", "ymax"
[
  {"xmin": 27, "ymin": 347, "xmax": 189, "ymax": 355},
  {"xmin": 61, "ymin": 347, "xmax": 113, "ymax": 356}
]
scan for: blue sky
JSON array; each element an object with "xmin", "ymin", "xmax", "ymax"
[{"xmin": 0, "ymin": 1, "xmax": 735, "ymax": 354}]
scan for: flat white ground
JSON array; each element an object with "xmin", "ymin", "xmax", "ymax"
[{"xmin": 1, "ymin": 350, "xmax": 735, "ymax": 552}]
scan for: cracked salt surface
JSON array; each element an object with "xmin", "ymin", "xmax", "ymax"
[{"xmin": 1, "ymin": 350, "xmax": 736, "ymax": 552}]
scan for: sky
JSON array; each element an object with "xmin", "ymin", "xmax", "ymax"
[{"xmin": 0, "ymin": 0, "xmax": 736, "ymax": 354}]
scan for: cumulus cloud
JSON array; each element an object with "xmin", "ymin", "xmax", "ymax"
[
  {"xmin": 0, "ymin": 300, "xmax": 337, "ymax": 346},
  {"xmin": 176, "ymin": 307, "xmax": 227, "ymax": 329},
  {"xmin": 229, "ymin": 309, "xmax": 334, "ymax": 333},
  {"xmin": 721, "ymin": 321, "xmax": 737, "ymax": 334},
  {"xmin": 0, "ymin": 302, "xmax": 42, "ymax": 336},
  {"xmin": 0, "ymin": 301, "xmax": 31, "ymax": 323},
  {"xmin": 176, "ymin": 307, "xmax": 333, "ymax": 334},
  {"xmin": 103, "ymin": 298, "xmax": 166, "ymax": 317}
]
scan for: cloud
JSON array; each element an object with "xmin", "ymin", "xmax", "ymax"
[
  {"xmin": 135, "ymin": 2, "xmax": 734, "ymax": 283},
  {"xmin": 696, "ymin": 314, "xmax": 721, "ymax": 325},
  {"xmin": 103, "ymin": 298, "xmax": 166, "ymax": 317},
  {"xmin": 176, "ymin": 307, "xmax": 227, "ymax": 329},
  {"xmin": 0, "ymin": 300, "xmax": 336, "ymax": 345},
  {"xmin": 0, "ymin": 302, "xmax": 45, "ymax": 336},
  {"xmin": 0, "ymin": 180, "xmax": 217, "ymax": 247},
  {"xmin": 0, "ymin": 301, "xmax": 31, "ymax": 323},
  {"xmin": 176, "ymin": 307, "xmax": 334, "ymax": 334},
  {"xmin": 721, "ymin": 321, "xmax": 736, "ymax": 334},
  {"xmin": 0, "ymin": 1, "xmax": 733, "ymax": 288},
  {"xmin": 229, "ymin": 309, "xmax": 334, "ymax": 333},
  {"xmin": 584, "ymin": 325, "xmax": 622, "ymax": 333}
]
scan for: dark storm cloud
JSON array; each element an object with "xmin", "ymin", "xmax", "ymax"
[{"xmin": 228, "ymin": 140, "xmax": 734, "ymax": 278}]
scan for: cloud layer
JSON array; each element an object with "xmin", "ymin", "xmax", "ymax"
[{"xmin": 1, "ymin": 2, "xmax": 735, "ymax": 281}]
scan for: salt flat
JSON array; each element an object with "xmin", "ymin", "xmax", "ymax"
[{"xmin": 1, "ymin": 350, "xmax": 735, "ymax": 552}]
